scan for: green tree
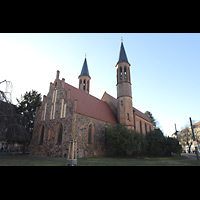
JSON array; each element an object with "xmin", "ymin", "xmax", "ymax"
[
  {"xmin": 145, "ymin": 111, "xmax": 156, "ymax": 128},
  {"xmin": 16, "ymin": 90, "xmax": 42, "ymax": 138},
  {"xmin": 105, "ymin": 124, "xmax": 182, "ymax": 158},
  {"xmin": 105, "ymin": 124, "xmax": 144, "ymax": 157},
  {"xmin": 165, "ymin": 137, "xmax": 182, "ymax": 156},
  {"xmin": 146, "ymin": 128, "xmax": 182, "ymax": 157},
  {"xmin": 146, "ymin": 128, "xmax": 166, "ymax": 157}
]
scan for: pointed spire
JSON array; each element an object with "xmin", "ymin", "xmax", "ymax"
[
  {"xmin": 79, "ymin": 57, "xmax": 90, "ymax": 77},
  {"xmin": 116, "ymin": 40, "xmax": 130, "ymax": 66}
]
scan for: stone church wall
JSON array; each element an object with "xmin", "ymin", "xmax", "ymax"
[
  {"xmin": 30, "ymin": 81, "xmax": 74, "ymax": 158},
  {"xmin": 135, "ymin": 115, "xmax": 153, "ymax": 135},
  {"xmin": 75, "ymin": 114, "xmax": 111, "ymax": 158}
]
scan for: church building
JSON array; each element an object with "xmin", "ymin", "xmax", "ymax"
[{"xmin": 30, "ymin": 40, "xmax": 153, "ymax": 158}]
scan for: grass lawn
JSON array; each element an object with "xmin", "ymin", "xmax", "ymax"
[
  {"xmin": 78, "ymin": 156, "xmax": 200, "ymax": 166},
  {"xmin": 0, "ymin": 155, "xmax": 66, "ymax": 166},
  {"xmin": 0, "ymin": 154, "xmax": 200, "ymax": 166}
]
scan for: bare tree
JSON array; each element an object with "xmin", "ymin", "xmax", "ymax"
[
  {"xmin": 0, "ymin": 80, "xmax": 12, "ymax": 102},
  {"xmin": 179, "ymin": 125, "xmax": 193, "ymax": 153},
  {"xmin": 178, "ymin": 121, "xmax": 199, "ymax": 153},
  {"xmin": 0, "ymin": 80, "xmax": 30, "ymax": 153}
]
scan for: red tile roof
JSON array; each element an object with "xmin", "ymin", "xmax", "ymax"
[
  {"xmin": 193, "ymin": 121, "xmax": 200, "ymax": 127},
  {"xmin": 181, "ymin": 121, "xmax": 200, "ymax": 132},
  {"xmin": 101, "ymin": 92, "xmax": 152, "ymax": 123},
  {"xmin": 58, "ymin": 80, "xmax": 117, "ymax": 124},
  {"xmin": 133, "ymin": 107, "xmax": 152, "ymax": 123}
]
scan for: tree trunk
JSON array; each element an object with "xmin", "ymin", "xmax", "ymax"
[
  {"xmin": 188, "ymin": 145, "xmax": 191, "ymax": 153},
  {"xmin": 22, "ymin": 143, "xmax": 26, "ymax": 154}
]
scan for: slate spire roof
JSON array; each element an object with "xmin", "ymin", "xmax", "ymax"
[
  {"xmin": 116, "ymin": 41, "xmax": 130, "ymax": 66},
  {"xmin": 79, "ymin": 57, "xmax": 90, "ymax": 77}
]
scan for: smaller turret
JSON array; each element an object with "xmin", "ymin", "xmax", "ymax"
[{"xmin": 78, "ymin": 55, "xmax": 91, "ymax": 94}]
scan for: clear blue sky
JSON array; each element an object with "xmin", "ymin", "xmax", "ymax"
[{"xmin": 1, "ymin": 33, "xmax": 200, "ymax": 136}]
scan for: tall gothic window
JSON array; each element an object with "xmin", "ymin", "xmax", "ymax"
[
  {"xmin": 140, "ymin": 121, "xmax": 142, "ymax": 134},
  {"xmin": 145, "ymin": 123, "xmax": 147, "ymax": 135},
  {"xmin": 83, "ymin": 79, "xmax": 86, "ymax": 90},
  {"xmin": 87, "ymin": 80, "xmax": 89, "ymax": 92},
  {"xmin": 48, "ymin": 129, "xmax": 52, "ymax": 141},
  {"xmin": 117, "ymin": 68, "xmax": 119, "ymax": 83},
  {"xmin": 88, "ymin": 123, "xmax": 94, "ymax": 144},
  {"xmin": 39, "ymin": 125, "xmax": 44, "ymax": 144},
  {"xmin": 50, "ymin": 90, "xmax": 57, "ymax": 119},
  {"xmin": 56, "ymin": 123, "xmax": 63, "ymax": 145},
  {"xmin": 128, "ymin": 67, "xmax": 130, "ymax": 82},
  {"xmin": 41, "ymin": 103, "xmax": 47, "ymax": 121},
  {"xmin": 79, "ymin": 79, "xmax": 82, "ymax": 90},
  {"xmin": 124, "ymin": 66, "xmax": 127, "ymax": 80},
  {"xmin": 88, "ymin": 124, "xmax": 92, "ymax": 144},
  {"xmin": 120, "ymin": 67, "xmax": 122, "ymax": 80},
  {"xmin": 127, "ymin": 113, "xmax": 129, "ymax": 120},
  {"xmin": 60, "ymin": 99, "xmax": 66, "ymax": 118}
]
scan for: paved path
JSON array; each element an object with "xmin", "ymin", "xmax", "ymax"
[{"xmin": 181, "ymin": 153, "xmax": 198, "ymax": 161}]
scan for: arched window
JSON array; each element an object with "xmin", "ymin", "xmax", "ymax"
[
  {"xmin": 83, "ymin": 79, "xmax": 86, "ymax": 90},
  {"xmin": 56, "ymin": 123, "xmax": 63, "ymax": 145},
  {"xmin": 145, "ymin": 123, "xmax": 147, "ymax": 135},
  {"xmin": 39, "ymin": 125, "xmax": 44, "ymax": 144},
  {"xmin": 88, "ymin": 123, "xmax": 94, "ymax": 144},
  {"xmin": 140, "ymin": 121, "xmax": 142, "ymax": 134},
  {"xmin": 127, "ymin": 113, "xmax": 129, "ymax": 120},
  {"xmin": 48, "ymin": 129, "xmax": 52, "ymax": 141},
  {"xmin": 124, "ymin": 66, "xmax": 127, "ymax": 80},
  {"xmin": 79, "ymin": 79, "xmax": 82, "ymax": 90},
  {"xmin": 128, "ymin": 67, "xmax": 130, "ymax": 82},
  {"xmin": 120, "ymin": 67, "xmax": 122, "ymax": 80},
  {"xmin": 87, "ymin": 80, "xmax": 89, "ymax": 92},
  {"xmin": 117, "ymin": 68, "xmax": 119, "ymax": 82}
]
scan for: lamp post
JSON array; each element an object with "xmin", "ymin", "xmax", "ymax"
[
  {"xmin": 189, "ymin": 117, "xmax": 199, "ymax": 161},
  {"xmin": 175, "ymin": 123, "xmax": 178, "ymax": 140}
]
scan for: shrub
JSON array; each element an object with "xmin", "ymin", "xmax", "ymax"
[
  {"xmin": 145, "ymin": 129, "xmax": 166, "ymax": 157},
  {"xmin": 146, "ymin": 129, "xmax": 182, "ymax": 157},
  {"xmin": 165, "ymin": 137, "xmax": 182, "ymax": 156},
  {"xmin": 105, "ymin": 125, "xmax": 182, "ymax": 158},
  {"xmin": 105, "ymin": 124, "xmax": 143, "ymax": 157}
]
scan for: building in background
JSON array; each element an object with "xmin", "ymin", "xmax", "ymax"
[{"xmin": 177, "ymin": 121, "xmax": 200, "ymax": 153}]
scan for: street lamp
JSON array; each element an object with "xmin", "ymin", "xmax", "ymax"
[
  {"xmin": 189, "ymin": 117, "xmax": 199, "ymax": 161},
  {"xmin": 175, "ymin": 124, "xmax": 178, "ymax": 140}
]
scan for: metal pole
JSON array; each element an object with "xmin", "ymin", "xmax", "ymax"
[
  {"xmin": 72, "ymin": 139, "xmax": 74, "ymax": 166},
  {"xmin": 175, "ymin": 123, "xmax": 178, "ymax": 140},
  {"xmin": 189, "ymin": 117, "xmax": 199, "ymax": 160}
]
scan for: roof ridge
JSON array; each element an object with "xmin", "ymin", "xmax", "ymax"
[
  {"xmin": 104, "ymin": 92, "xmax": 152, "ymax": 123},
  {"xmin": 60, "ymin": 80, "xmax": 117, "ymax": 124},
  {"xmin": 63, "ymin": 81, "xmax": 103, "ymax": 102}
]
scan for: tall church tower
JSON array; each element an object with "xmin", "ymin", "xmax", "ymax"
[
  {"xmin": 116, "ymin": 39, "xmax": 134, "ymax": 129},
  {"xmin": 78, "ymin": 56, "xmax": 91, "ymax": 94}
]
